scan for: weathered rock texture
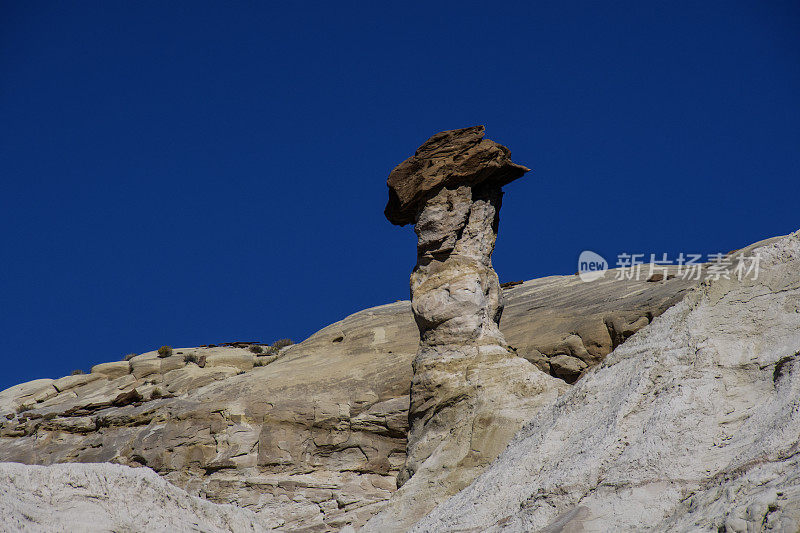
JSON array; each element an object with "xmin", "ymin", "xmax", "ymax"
[
  {"xmin": 384, "ymin": 125, "xmax": 528, "ymax": 226},
  {"xmin": 0, "ymin": 265, "xmax": 700, "ymax": 530},
  {"xmin": 414, "ymin": 230, "xmax": 800, "ymax": 532},
  {"xmin": 367, "ymin": 127, "xmax": 568, "ymax": 530},
  {"xmin": 0, "ymin": 461, "xmax": 276, "ymax": 532}
]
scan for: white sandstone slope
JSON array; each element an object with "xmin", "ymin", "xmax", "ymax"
[
  {"xmin": 0, "ymin": 462, "xmax": 279, "ymax": 532},
  {"xmin": 413, "ymin": 230, "xmax": 800, "ymax": 532}
]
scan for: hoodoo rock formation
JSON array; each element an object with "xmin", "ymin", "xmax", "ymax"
[
  {"xmin": 366, "ymin": 127, "xmax": 569, "ymax": 530},
  {"xmin": 1, "ymin": 120, "xmax": 793, "ymax": 530}
]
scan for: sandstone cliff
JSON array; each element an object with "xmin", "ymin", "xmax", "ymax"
[{"xmin": 0, "ymin": 266, "xmax": 696, "ymax": 530}]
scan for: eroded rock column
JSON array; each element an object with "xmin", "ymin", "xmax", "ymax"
[{"xmin": 367, "ymin": 126, "xmax": 567, "ymax": 530}]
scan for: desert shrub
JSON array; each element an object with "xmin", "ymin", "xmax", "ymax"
[
  {"xmin": 150, "ymin": 388, "xmax": 164, "ymax": 400},
  {"xmin": 157, "ymin": 345, "xmax": 173, "ymax": 358},
  {"xmin": 124, "ymin": 353, "xmax": 138, "ymax": 361},
  {"xmin": 71, "ymin": 369, "xmax": 85, "ymax": 375},
  {"xmin": 184, "ymin": 353, "xmax": 199, "ymax": 365},
  {"xmin": 249, "ymin": 345, "xmax": 264, "ymax": 354},
  {"xmin": 272, "ymin": 338, "xmax": 293, "ymax": 350}
]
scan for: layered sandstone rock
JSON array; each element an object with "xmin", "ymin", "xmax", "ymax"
[
  {"xmin": 0, "ymin": 230, "xmax": 792, "ymax": 532},
  {"xmin": 0, "ymin": 341, "xmax": 411, "ymax": 531},
  {"xmin": 366, "ymin": 127, "xmax": 569, "ymax": 530},
  {"xmin": 414, "ymin": 230, "xmax": 800, "ymax": 532},
  {"xmin": 0, "ymin": 265, "xmax": 700, "ymax": 530},
  {"xmin": 1, "ymin": 115, "xmax": 749, "ymax": 528},
  {"xmin": 0, "ymin": 117, "xmax": 789, "ymax": 531}
]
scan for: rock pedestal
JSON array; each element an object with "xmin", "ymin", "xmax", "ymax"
[{"xmin": 366, "ymin": 126, "xmax": 567, "ymax": 530}]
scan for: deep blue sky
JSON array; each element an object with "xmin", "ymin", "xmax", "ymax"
[{"xmin": 2, "ymin": 2, "xmax": 798, "ymax": 390}]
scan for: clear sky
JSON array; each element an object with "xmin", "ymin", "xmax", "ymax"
[{"xmin": 1, "ymin": 2, "xmax": 798, "ymax": 390}]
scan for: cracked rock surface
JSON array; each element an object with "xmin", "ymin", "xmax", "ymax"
[
  {"xmin": 0, "ymin": 461, "xmax": 277, "ymax": 532},
  {"xmin": 414, "ymin": 230, "xmax": 800, "ymax": 532}
]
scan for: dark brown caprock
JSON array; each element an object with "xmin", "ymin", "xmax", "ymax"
[{"xmin": 384, "ymin": 125, "xmax": 529, "ymax": 226}]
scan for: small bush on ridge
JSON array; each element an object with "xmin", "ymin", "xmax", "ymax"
[
  {"xmin": 272, "ymin": 338, "xmax": 293, "ymax": 350},
  {"xmin": 157, "ymin": 346, "xmax": 173, "ymax": 358}
]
